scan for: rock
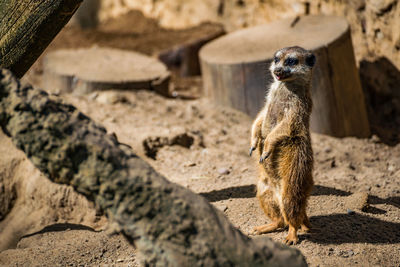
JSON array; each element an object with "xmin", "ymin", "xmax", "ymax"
[
  {"xmin": 331, "ymin": 159, "xmax": 336, "ymax": 168},
  {"xmin": 88, "ymin": 92, "xmax": 99, "ymax": 101},
  {"xmin": 185, "ymin": 162, "xmax": 196, "ymax": 167},
  {"xmin": 217, "ymin": 168, "xmax": 230, "ymax": 175},
  {"xmin": 0, "ymin": 134, "xmax": 106, "ymax": 252},
  {"xmin": 370, "ymin": 134, "xmax": 381, "ymax": 143},
  {"xmin": 348, "ymin": 163, "xmax": 356, "ymax": 170},
  {"xmin": 0, "ymin": 181, "xmax": 16, "ymax": 221},
  {"xmin": 96, "ymin": 91, "xmax": 129, "ymax": 105},
  {"xmin": 367, "ymin": 0, "xmax": 396, "ymax": 15},
  {"xmin": 387, "ymin": 164, "xmax": 395, "ymax": 172},
  {"xmin": 347, "ymin": 209, "xmax": 355, "ymax": 215},
  {"xmin": 215, "ymin": 204, "xmax": 228, "ymax": 212},
  {"xmin": 345, "ymin": 192, "xmax": 369, "ymax": 211},
  {"xmin": 142, "ymin": 133, "xmax": 195, "ymax": 159},
  {"xmin": 169, "ymin": 133, "xmax": 195, "ymax": 148}
]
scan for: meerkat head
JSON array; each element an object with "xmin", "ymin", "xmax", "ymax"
[{"xmin": 270, "ymin": 46, "xmax": 316, "ymax": 83}]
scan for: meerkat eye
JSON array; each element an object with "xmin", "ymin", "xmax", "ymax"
[
  {"xmin": 273, "ymin": 56, "xmax": 279, "ymax": 64},
  {"xmin": 284, "ymin": 57, "xmax": 299, "ymax": 66}
]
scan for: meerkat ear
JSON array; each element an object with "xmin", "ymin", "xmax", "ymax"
[{"xmin": 305, "ymin": 53, "xmax": 316, "ymax": 67}]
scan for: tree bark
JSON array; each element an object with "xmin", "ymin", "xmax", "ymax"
[
  {"xmin": 0, "ymin": 68, "xmax": 307, "ymax": 266},
  {"xmin": 0, "ymin": 0, "xmax": 82, "ymax": 78}
]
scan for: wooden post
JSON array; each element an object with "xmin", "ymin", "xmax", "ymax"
[
  {"xmin": 0, "ymin": 0, "xmax": 82, "ymax": 78},
  {"xmin": 200, "ymin": 15, "xmax": 371, "ymax": 138}
]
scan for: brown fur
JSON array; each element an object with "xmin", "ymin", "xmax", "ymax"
[{"xmin": 250, "ymin": 46, "xmax": 315, "ymax": 245}]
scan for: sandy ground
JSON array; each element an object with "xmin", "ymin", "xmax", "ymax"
[{"xmin": 1, "ymin": 10, "xmax": 400, "ymax": 267}]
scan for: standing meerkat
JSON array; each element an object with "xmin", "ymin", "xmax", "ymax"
[{"xmin": 249, "ymin": 46, "xmax": 316, "ymax": 245}]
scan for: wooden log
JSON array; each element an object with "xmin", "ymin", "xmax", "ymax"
[
  {"xmin": 0, "ymin": 0, "xmax": 82, "ymax": 78},
  {"xmin": 200, "ymin": 15, "xmax": 371, "ymax": 138},
  {"xmin": 157, "ymin": 23, "xmax": 225, "ymax": 77},
  {"xmin": 42, "ymin": 47, "xmax": 170, "ymax": 96},
  {"xmin": 0, "ymin": 68, "xmax": 307, "ymax": 266}
]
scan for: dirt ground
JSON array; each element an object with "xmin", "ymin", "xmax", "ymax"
[{"xmin": 1, "ymin": 10, "xmax": 400, "ymax": 267}]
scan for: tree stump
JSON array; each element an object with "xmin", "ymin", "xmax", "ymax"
[
  {"xmin": 200, "ymin": 15, "xmax": 370, "ymax": 138},
  {"xmin": 43, "ymin": 47, "xmax": 170, "ymax": 96}
]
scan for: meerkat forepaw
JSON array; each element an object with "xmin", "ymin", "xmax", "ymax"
[
  {"xmin": 259, "ymin": 151, "xmax": 271, "ymax": 163},
  {"xmin": 249, "ymin": 146, "xmax": 256, "ymax": 156}
]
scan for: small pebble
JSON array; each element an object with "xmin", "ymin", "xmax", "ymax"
[
  {"xmin": 388, "ymin": 165, "xmax": 395, "ymax": 172},
  {"xmin": 218, "ymin": 168, "xmax": 230, "ymax": 175},
  {"xmin": 370, "ymin": 134, "xmax": 380, "ymax": 143},
  {"xmin": 331, "ymin": 159, "xmax": 336, "ymax": 168},
  {"xmin": 216, "ymin": 204, "xmax": 228, "ymax": 212},
  {"xmin": 88, "ymin": 92, "xmax": 98, "ymax": 100},
  {"xmin": 347, "ymin": 209, "xmax": 355, "ymax": 215}
]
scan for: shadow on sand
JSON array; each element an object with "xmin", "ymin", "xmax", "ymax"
[
  {"xmin": 21, "ymin": 223, "xmax": 97, "ymax": 240},
  {"xmin": 200, "ymin": 184, "xmax": 400, "ymax": 244},
  {"xmin": 199, "ymin": 184, "xmax": 352, "ymax": 202},
  {"xmin": 306, "ymin": 213, "xmax": 400, "ymax": 244}
]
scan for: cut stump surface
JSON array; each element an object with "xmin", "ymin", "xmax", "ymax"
[
  {"xmin": 43, "ymin": 47, "xmax": 170, "ymax": 95},
  {"xmin": 200, "ymin": 15, "xmax": 370, "ymax": 138}
]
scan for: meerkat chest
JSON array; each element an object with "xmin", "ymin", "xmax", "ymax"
[{"xmin": 262, "ymin": 84, "xmax": 292, "ymax": 134}]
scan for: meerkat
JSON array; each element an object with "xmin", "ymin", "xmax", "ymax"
[{"xmin": 249, "ymin": 46, "xmax": 316, "ymax": 245}]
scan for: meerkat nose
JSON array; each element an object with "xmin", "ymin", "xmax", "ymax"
[
  {"xmin": 274, "ymin": 67, "xmax": 283, "ymax": 80},
  {"xmin": 274, "ymin": 67, "xmax": 283, "ymax": 74}
]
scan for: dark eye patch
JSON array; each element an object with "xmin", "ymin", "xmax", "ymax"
[
  {"xmin": 284, "ymin": 57, "xmax": 299, "ymax": 66},
  {"xmin": 306, "ymin": 54, "xmax": 316, "ymax": 67},
  {"xmin": 274, "ymin": 56, "xmax": 279, "ymax": 63}
]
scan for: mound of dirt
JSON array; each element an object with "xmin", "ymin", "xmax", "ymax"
[
  {"xmin": 0, "ymin": 132, "xmax": 107, "ymax": 252},
  {"xmin": 0, "ymin": 225, "xmax": 137, "ymax": 266}
]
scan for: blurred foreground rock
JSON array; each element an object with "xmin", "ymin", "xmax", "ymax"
[
  {"xmin": 0, "ymin": 68, "xmax": 307, "ymax": 266},
  {"xmin": 0, "ymin": 131, "xmax": 105, "ymax": 252}
]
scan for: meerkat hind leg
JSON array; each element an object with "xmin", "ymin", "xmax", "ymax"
[
  {"xmin": 253, "ymin": 219, "xmax": 284, "ymax": 235},
  {"xmin": 300, "ymin": 214, "xmax": 311, "ymax": 233},
  {"xmin": 254, "ymin": 186, "xmax": 285, "ymax": 235}
]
